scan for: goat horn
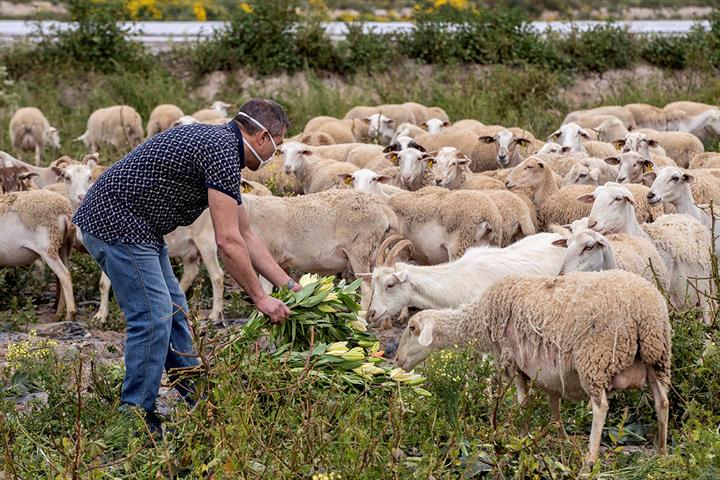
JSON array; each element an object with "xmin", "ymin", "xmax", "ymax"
[
  {"xmin": 385, "ymin": 239, "xmax": 413, "ymax": 266},
  {"xmin": 376, "ymin": 234, "xmax": 404, "ymax": 266}
]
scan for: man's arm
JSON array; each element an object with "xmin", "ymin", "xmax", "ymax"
[
  {"xmin": 208, "ymin": 189, "xmax": 290, "ymax": 323},
  {"xmin": 237, "ymin": 204, "xmax": 299, "ymax": 290}
]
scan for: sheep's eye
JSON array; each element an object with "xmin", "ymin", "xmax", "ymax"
[
  {"xmin": 578, "ymin": 173, "xmax": 587, "ymax": 178},
  {"xmin": 386, "ymin": 282, "xmax": 395, "ymax": 289},
  {"xmin": 582, "ymin": 244, "xmax": 594, "ymax": 252},
  {"xmin": 613, "ymin": 197, "xmax": 622, "ymax": 202},
  {"xmin": 409, "ymin": 324, "xmax": 416, "ymax": 332},
  {"xmin": 671, "ymin": 176, "xmax": 679, "ymax": 182},
  {"xmin": 526, "ymin": 165, "xmax": 533, "ymax": 170}
]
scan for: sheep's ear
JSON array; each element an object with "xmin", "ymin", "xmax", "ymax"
[
  {"xmin": 20, "ymin": 172, "xmax": 39, "ymax": 180},
  {"xmin": 362, "ymin": 117, "xmax": 371, "ymax": 125},
  {"xmin": 417, "ymin": 319, "xmax": 435, "ymax": 346},
  {"xmin": 579, "ymin": 128, "xmax": 592, "ymax": 140},
  {"xmin": 384, "ymin": 118, "xmax": 396, "ymax": 126},
  {"xmin": 604, "ymin": 156, "xmax": 621, "ymax": 166},
  {"xmin": 682, "ymin": 173, "xmax": 696, "ymax": 184},
  {"xmin": 576, "ymin": 194, "xmax": 595, "ymax": 204},
  {"xmin": 337, "ymin": 173, "xmax": 353, "ymax": 185},
  {"xmin": 551, "ymin": 238, "xmax": 568, "ymax": 248},
  {"xmin": 516, "ymin": 137, "xmax": 531, "ymax": 146},
  {"xmin": 611, "ymin": 139, "xmax": 625, "ymax": 149},
  {"xmin": 443, "ymin": 121, "xmax": 452, "ymax": 127},
  {"xmin": 641, "ymin": 171, "xmax": 657, "ymax": 186},
  {"xmin": 51, "ymin": 166, "xmax": 67, "ymax": 177},
  {"xmin": 479, "ymin": 135, "xmax": 495, "ymax": 144},
  {"xmin": 385, "ymin": 152, "xmax": 399, "ymax": 164},
  {"xmin": 383, "ymin": 144, "xmax": 399, "ymax": 153},
  {"xmin": 377, "ymin": 175, "xmax": 392, "ymax": 184},
  {"xmin": 419, "ymin": 121, "xmax": 428, "ymax": 129},
  {"xmin": 648, "ymin": 139, "xmax": 660, "ymax": 147},
  {"xmin": 641, "ymin": 160, "xmax": 655, "ymax": 173},
  {"xmin": 622, "ymin": 194, "xmax": 636, "ymax": 206},
  {"xmin": 548, "ymin": 129, "xmax": 561, "ymax": 140},
  {"xmin": 393, "ymin": 271, "xmax": 408, "ymax": 283},
  {"xmin": 411, "ymin": 142, "xmax": 427, "ymax": 152},
  {"xmin": 355, "ymin": 273, "xmax": 372, "ymax": 282},
  {"xmin": 301, "ymin": 149, "xmax": 312, "ymax": 156}
]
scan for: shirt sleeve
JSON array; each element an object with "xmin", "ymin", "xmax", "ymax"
[{"xmin": 198, "ymin": 141, "xmax": 242, "ymax": 205}]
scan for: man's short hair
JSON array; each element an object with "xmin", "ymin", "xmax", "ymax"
[{"xmin": 234, "ymin": 98, "xmax": 290, "ymax": 137}]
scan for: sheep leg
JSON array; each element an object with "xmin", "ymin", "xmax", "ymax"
[
  {"xmin": 586, "ymin": 391, "xmax": 609, "ymax": 464},
  {"xmin": 196, "ymin": 243, "xmax": 225, "ymax": 323},
  {"xmin": 513, "ymin": 375, "xmax": 528, "ymax": 405},
  {"xmin": 42, "ymin": 254, "xmax": 76, "ymax": 321},
  {"xmin": 32, "ymin": 259, "xmax": 45, "ymax": 282},
  {"xmin": 547, "ymin": 393, "xmax": 569, "ymax": 440},
  {"xmin": 93, "ymin": 272, "xmax": 112, "ymax": 323},
  {"xmin": 648, "ymin": 369, "xmax": 669, "ymax": 456},
  {"xmin": 179, "ymin": 254, "xmax": 200, "ymax": 293},
  {"xmin": 34, "ymin": 144, "xmax": 41, "ymax": 166}
]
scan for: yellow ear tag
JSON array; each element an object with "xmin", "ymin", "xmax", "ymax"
[
  {"xmin": 391, "ymin": 153, "xmax": 398, "ymax": 163},
  {"xmin": 344, "ymin": 176, "xmax": 352, "ymax": 185},
  {"xmin": 644, "ymin": 163, "xmax": 654, "ymax": 173},
  {"xmin": 426, "ymin": 160, "xmax": 434, "ymax": 168},
  {"xmin": 242, "ymin": 183, "xmax": 252, "ymax": 193}
]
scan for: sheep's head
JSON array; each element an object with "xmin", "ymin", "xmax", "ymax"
[
  {"xmin": 704, "ymin": 109, "xmax": 720, "ymax": 135},
  {"xmin": 505, "ymin": 156, "xmax": 546, "ymax": 190},
  {"xmin": 360, "ymin": 265, "xmax": 413, "ymax": 324},
  {"xmin": 338, "ymin": 168, "xmax": 392, "ymax": 193},
  {"xmin": 396, "ymin": 310, "xmax": 447, "ymax": 369},
  {"xmin": 536, "ymin": 142, "xmax": 563, "ymax": 155},
  {"xmin": 480, "ymin": 129, "xmax": 530, "ymax": 168},
  {"xmin": 420, "ymin": 118, "xmax": 451, "ymax": 134},
  {"xmin": 52, "ymin": 154, "xmax": 97, "ymax": 209},
  {"xmin": 365, "ymin": 113, "xmax": 396, "ymax": 144},
  {"xmin": 432, "ymin": 147, "xmax": 469, "ymax": 187},
  {"xmin": 596, "ymin": 117, "xmax": 628, "ymax": 143},
  {"xmin": 577, "ymin": 182, "xmax": 637, "ymax": 235},
  {"xmin": 548, "ymin": 123, "xmax": 590, "ymax": 153},
  {"xmin": 604, "ymin": 152, "xmax": 654, "ymax": 184},
  {"xmin": 279, "ymin": 141, "xmax": 312, "ymax": 175},
  {"xmin": 554, "ymin": 228, "xmax": 617, "ymax": 275},
  {"xmin": 211, "ymin": 101, "xmax": 232, "ymax": 115},
  {"xmin": 393, "ymin": 147, "xmax": 433, "ymax": 190},
  {"xmin": 172, "ymin": 115, "xmax": 199, "ymax": 127},
  {"xmin": 645, "ymin": 166, "xmax": 694, "ymax": 206},
  {"xmin": 563, "ymin": 159, "xmax": 603, "ymax": 187},
  {"xmin": 615, "ymin": 132, "xmax": 658, "ymax": 160},
  {"xmin": 47, "ymin": 126, "xmax": 61, "ymax": 150}
]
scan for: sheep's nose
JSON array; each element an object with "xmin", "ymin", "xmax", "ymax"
[
  {"xmin": 618, "ymin": 176, "xmax": 627, "ymax": 183},
  {"xmin": 283, "ymin": 167, "xmax": 291, "ymax": 174},
  {"xmin": 78, "ymin": 193, "xmax": 85, "ymax": 202},
  {"xmin": 434, "ymin": 178, "xmax": 442, "ymax": 185},
  {"xmin": 587, "ymin": 218, "xmax": 598, "ymax": 229},
  {"xmin": 368, "ymin": 308, "xmax": 376, "ymax": 321},
  {"xmin": 402, "ymin": 175, "xmax": 411, "ymax": 183},
  {"xmin": 504, "ymin": 180, "xmax": 512, "ymax": 188},
  {"xmin": 647, "ymin": 191, "xmax": 655, "ymax": 199}
]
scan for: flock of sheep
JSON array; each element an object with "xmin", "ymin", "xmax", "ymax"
[{"xmin": 3, "ymin": 98, "xmax": 720, "ymax": 464}]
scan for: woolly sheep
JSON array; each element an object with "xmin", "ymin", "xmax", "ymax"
[
  {"xmin": 420, "ymin": 118, "xmax": 452, "ymax": 134},
  {"xmin": 76, "ymin": 105, "xmax": 144, "ymax": 152},
  {"xmin": 483, "ymin": 189, "xmax": 537, "ymax": 245},
  {"xmin": 579, "ymin": 183, "xmax": 713, "ymax": 321},
  {"xmin": 446, "ymin": 119, "xmax": 486, "ymax": 133},
  {"xmin": 192, "ymin": 101, "xmax": 232, "ymax": 122},
  {"xmin": 281, "ymin": 143, "xmax": 358, "ymax": 194},
  {"xmin": 611, "ymin": 131, "xmax": 669, "ymax": 163},
  {"xmin": 604, "ymin": 151, "xmax": 676, "ymax": 184},
  {"xmin": 401, "ymin": 102, "xmax": 450, "ymax": 123},
  {"xmin": 549, "ymin": 123, "xmax": 618, "ymax": 158},
  {"xmin": 430, "ymin": 147, "xmax": 506, "ymax": 190},
  {"xmin": 625, "ymin": 129, "xmax": 705, "ymax": 169},
  {"xmin": 344, "ymin": 104, "xmax": 417, "ymax": 125},
  {"xmin": 595, "ymin": 116, "xmax": 630, "ymax": 143},
  {"xmin": 306, "ymin": 118, "xmax": 371, "ymax": 144},
  {"xmin": 563, "ymin": 105, "xmax": 637, "ymax": 129},
  {"xmin": 0, "ymin": 189, "xmax": 77, "ymax": 320},
  {"xmin": 390, "ymin": 123, "xmax": 427, "ymax": 143},
  {"xmin": 415, "ymin": 128, "xmax": 503, "ymax": 173},
  {"xmin": 667, "ymin": 108, "xmax": 720, "ymax": 139},
  {"xmin": 147, "ymin": 104, "xmax": 184, "ymax": 137},
  {"xmin": 344, "ymin": 144, "xmax": 392, "ymax": 172},
  {"xmin": 362, "ymin": 232, "xmax": 565, "ymax": 323},
  {"xmin": 562, "ymin": 157, "xmax": 618, "ymax": 187},
  {"xmin": 478, "ymin": 129, "xmax": 534, "ymax": 168},
  {"xmin": 338, "ymin": 168, "xmax": 402, "ymax": 198},
  {"xmin": 506, "ymin": 157, "xmax": 659, "ymax": 230},
  {"xmin": 396, "ymin": 270, "xmax": 671, "ymax": 464},
  {"xmin": 664, "ymin": 100, "xmax": 717, "ymax": 116},
  {"xmin": 9, "ymin": 107, "xmax": 61, "ymax": 166},
  {"xmin": 689, "ymin": 152, "xmax": 720, "ymax": 170},
  {"xmin": 625, "ymin": 103, "xmax": 686, "ymax": 130},
  {"xmin": 303, "ymin": 115, "xmax": 339, "ymax": 133},
  {"xmin": 388, "ymin": 147, "xmax": 434, "ymax": 191},
  {"xmin": 389, "ymin": 188, "xmax": 503, "ymax": 263},
  {"xmin": 297, "ymin": 131, "xmax": 335, "ymax": 146}
]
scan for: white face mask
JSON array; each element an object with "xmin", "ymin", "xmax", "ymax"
[{"xmin": 237, "ymin": 112, "xmax": 277, "ymax": 169}]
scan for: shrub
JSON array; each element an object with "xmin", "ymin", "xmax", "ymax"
[
  {"xmin": 640, "ymin": 35, "xmax": 689, "ymax": 70},
  {"xmin": 554, "ymin": 24, "xmax": 637, "ymax": 72}
]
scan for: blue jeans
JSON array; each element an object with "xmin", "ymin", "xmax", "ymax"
[{"xmin": 82, "ymin": 231, "xmax": 199, "ymax": 412}]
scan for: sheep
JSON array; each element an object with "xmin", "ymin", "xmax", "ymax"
[
  {"xmin": 604, "ymin": 151, "xmax": 676, "ymax": 184},
  {"xmin": 192, "ymin": 101, "xmax": 232, "ymax": 122},
  {"xmin": 478, "ymin": 129, "xmax": 535, "ymax": 168},
  {"xmin": 1, "ymin": 151, "xmax": 77, "ymax": 188},
  {"xmin": 415, "ymin": 128, "xmax": 503, "ymax": 173},
  {"xmin": 76, "ymin": 105, "xmax": 144, "ymax": 152},
  {"xmin": 390, "ymin": 123, "xmax": 427, "ymax": 142},
  {"xmin": 297, "ymin": 131, "xmax": 336, "ymax": 146},
  {"xmin": 389, "ymin": 147, "xmax": 434, "ymax": 191},
  {"xmin": 689, "ymin": 152, "xmax": 720, "ymax": 170},
  {"xmin": 562, "ymin": 157, "xmax": 618, "ymax": 187},
  {"xmin": 0, "ymin": 189, "xmax": 77, "ymax": 320},
  {"xmin": 419, "ymin": 118, "xmax": 452, "ymax": 134},
  {"xmin": 396, "ymin": 270, "xmax": 671, "ymax": 465},
  {"xmin": 446, "ymin": 119, "xmax": 486, "ymax": 133},
  {"xmin": 361, "ymin": 231, "xmax": 565, "ymax": 324},
  {"xmin": 241, "ymin": 154, "xmax": 298, "ymax": 196},
  {"xmin": 306, "ymin": 118, "xmax": 370, "ymax": 144},
  {"xmin": 666, "ymin": 108, "xmax": 720, "ymax": 140},
  {"xmin": 506, "ymin": 157, "xmax": 659, "ymax": 230},
  {"xmin": 554, "ymin": 224, "xmax": 670, "ymax": 289},
  {"xmin": 302, "ymin": 115, "xmax": 339, "ymax": 133},
  {"xmin": 401, "ymin": 102, "xmax": 450, "ymax": 123},
  {"xmin": 0, "ymin": 165, "xmax": 38, "ymax": 194},
  {"xmin": 548, "ymin": 123, "xmax": 618, "ymax": 158},
  {"xmin": 594, "ymin": 116, "xmax": 630, "ymax": 143},
  {"xmin": 622, "ymin": 129, "xmax": 705, "ymax": 169},
  {"xmin": 579, "ymin": 182, "xmax": 714, "ymax": 321},
  {"xmin": 147, "ymin": 104, "xmax": 184, "ymax": 137},
  {"xmin": 338, "ymin": 168, "xmax": 402, "ymax": 198},
  {"xmin": 389, "ymin": 188, "xmax": 503, "ymax": 263},
  {"xmin": 625, "ymin": 103, "xmax": 687, "ymax": 130},
  {"xmin": 664, "ymin": 100, "xmax": 717, "ymax": 116},
  {"xmin": 430, "ymin": 147, "xmax": 506, "ymax": 190},
  {"xmin": 344, "ymin": 104, "xmax": 417, "ymax": 125},
  {"xmin": 483, "ymin": 189, "xmax": 537, "ymax": 245},
  {"xmin": 365, "ymin": 113, "xmax": 397, "ymax": 144},
  {"xmin": 384, "ymin": 134, "xmax": 426, "ymax": 154},
  {"xmin": 344, "ymin": 144, "xmax": 392, "ymax": 172},
  {"xmin": 243, "ymin": 189, "xmax": 398, "ymax": 309},
  {"xmin": 45, "ymin": 153, "xmax": 99, "ymax": 211},
  {"xmin": 9, "ymin": 107, "xmax": 61, "ymax": 166},
  {"xmin": 280, "ymin": 142, "xmax": 358, "ymax": 194},
  {"xmin": 645, "ymin": 167, "xmax": 720, "ymax": 251},
  {"xmin": 563, "ymin": 105, "xmax": 637, "ymax": 129}
]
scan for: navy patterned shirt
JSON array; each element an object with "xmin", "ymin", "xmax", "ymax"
[{"xmin": 73, "ymin": 122, "xmax": 245, "ymax": 246}]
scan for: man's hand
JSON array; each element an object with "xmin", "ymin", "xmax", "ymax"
[
  {"xmin": 256, "ymin": 296, "xmax": 291, "ymax": 324},
  {"xmin": 290, "ymin": 283, "xmax": 303, "ymax": 293}
]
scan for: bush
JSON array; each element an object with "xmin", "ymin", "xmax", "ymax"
[{"xmin": 555, "ymin": 24, "xmax": 637, "ymax": 72}]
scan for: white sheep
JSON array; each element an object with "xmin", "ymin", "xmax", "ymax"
[
  {"xmin": 192, "ymin": 101, "xmax": 232, "ymax": 122},
  {"xmin": 562, "ymin": 157, "xmax": 618, "ymax": 187},
  {"xmin": 548, "ymin": 123, "xmax": 618, "ymax": 158},
  {"xmin": 604, "ymin": 151, "xmax": 675, "ymax": 184},
  {"xmin": 396, "ymin": 270, "xmax": 671, "ymax": 465},
  {"xmin": 414, "ymin": 128, "xmax": 503, "ymax": 173},
  {"xmin": 689, "ymin": 152, "xmax": 720, "ymax": 170},
  {"xmin": 625, "ymin": 103, "xmax": 687, "ymax": 130},
  {"xmin": 430, "ymin": 147, "xmax": 505, "ymax": 190},
  {"xmin": 563, "ymin": 105, "xmax": 637, "ymax": 129},
  {"xmin": 365, "ymin": 113, "xmax": 397, "ymax": 144},
  {"xmin": 388, "ymin": 147, "xmax": 434, "ymax": 191},
  {"xmin": 147, "ymin": 104, "xmax": 184, "ymax": 137},
  {"xmin": 344, "ymin": 104, "xmax": 417, "ymax": 125},
  {"xmin": 478, "ymin": 129, "xmax": 533, "ymax": 168},
  {"xmin": 9, "ymin": 107, "xmax": 61, "ymax": 166},
  {"xmin": 419, "ymin": 118, "xmax": 451, "ymax": 134},
  {"xmin": 506, "ymin": 157, "xmax": 659, "ymax": 230},
  {"xmin": 338, "ymin": 168, "xmax": 401, "ymax": 198},
  {"xmin": 619, "ymin": 129, "xmax": 704, "ymax": 169},
  {"xmin": 361, "ymin": 232, "xmax": 565, "ymax": 323},
  {"xmin": 667, "ymin": 108, "xmax": 720, "ymax": 139},
  {"xmin": 579, "ymin": 182, "xmax": 714, "ymax": 321},
  {"xmin": 280, "ymin": 142, "xmax": 358, "ymax": 194},
  {"xmin": 76, "ymin": 105, "xmax": 144, "ymax": 152},
  {"xmin": 0, "ymin": 189, "xmax": 76, "ymax": 320},
  {"xmin": 390, "ymin": 123, "xmax": 427, "ymax": 143}
]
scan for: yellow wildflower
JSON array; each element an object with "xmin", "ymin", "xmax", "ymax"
[{"xmin": 239, "ymin": 2, "xmax": 253, "ymax": 14}]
